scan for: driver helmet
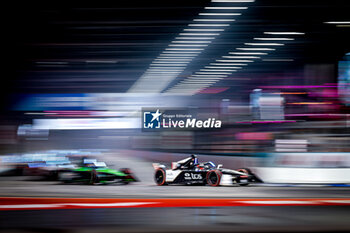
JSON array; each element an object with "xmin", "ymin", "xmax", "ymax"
[{"xmin": 191, "ymin": 154, "xmax": 199, "ymax": 165}]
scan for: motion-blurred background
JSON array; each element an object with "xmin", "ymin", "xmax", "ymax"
[
  {"xmin": 1, "ymin": 0, "xmax": 350, "ymax": 179},
  {"xmin": 1, "ymin": 0, "xmax": 350, "ymax": 152}
]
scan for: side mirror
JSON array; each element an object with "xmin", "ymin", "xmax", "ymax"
[{"xmin": 217, "ymin": 164, "xmax": 223, "ymax": 169}]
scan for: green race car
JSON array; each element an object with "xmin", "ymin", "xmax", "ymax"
[{"xmin": 59, "ymin": 161, "xmax": 138, "ymax": 185}]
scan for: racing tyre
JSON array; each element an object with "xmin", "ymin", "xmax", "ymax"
[
  {"xmin": 119, "ymin": 168, "xmax": 132, "ymax": 174},
  {"xmin": 206, "ymin": 170, "xmax": 222, "ymax": 186},
  {"xmin": 238, "ymin": 168, "xmax": 251, "ymax": 174},
  {"xmin": 238, "ymin": 168, "xmax": 263, "ymax": 183},
  {"xmin": 237, "ymin": 168, "xmax": 251, "ymax": 186},
  {"xmin": 154, "ymin": 168, "xmax": 166, "ymax": 186},
  {"xmin": 89, "ymin": 170, "xmax": 98, "ymax": 185},
  {"xmin": 120, "ymin": 168, "xmax": 138, "ymax": 183}
]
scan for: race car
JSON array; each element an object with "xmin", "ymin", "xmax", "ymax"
[
  {"xmin": 58, "ymin": 159, "xmax": 138, "ymax": 185},
  {"xmin": 153, "ymin": 155, "xmax": 261, "ymax": 186}
]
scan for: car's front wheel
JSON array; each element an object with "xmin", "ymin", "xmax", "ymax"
[
  {"xmin": 154, "ymin": 168, "xmax": 166, "ymax": 186},
  {"xmin": 89, "ymin": 170, "xmax": 98, "ymax": 185},
  {"xmin": 237, "ymin": 168, "xmax": 251, "ymax": 186}
]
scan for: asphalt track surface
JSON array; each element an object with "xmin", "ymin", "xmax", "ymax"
[
  {"xmin": 1, "ymin": 205, "xmax": 350, "ymax": 233},
  {"xmin": 1, "ymin": 178, "xmax": 350, "ymax": 198},
  {"xmin": 1, "ymin": 180, "xmax": 350, "ymax": 233}
]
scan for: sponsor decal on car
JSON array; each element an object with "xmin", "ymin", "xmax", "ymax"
[{"xmin": 184, "ymin": 173, "xmax": 203, "ymax": 180}]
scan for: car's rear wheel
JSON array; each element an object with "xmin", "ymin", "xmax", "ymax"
[
  {"xmin": 206, "ymin": 170, "xmax": 222, "ymax": 186},
  {"xmin": 154, "ymin": 168, "xmax": 166, "ymax": 186}
]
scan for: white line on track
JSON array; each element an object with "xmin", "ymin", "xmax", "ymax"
[
  {"xmin": 319, "ymin": 200, "xmax": 350, "ymax": 204},
  {"xmin": 238, "ymin": 200, "xmax": 316, "ymax": 204},
  {"xmin": 0, "ymin": 202, "xmax": 159, "ymax": 209}
]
